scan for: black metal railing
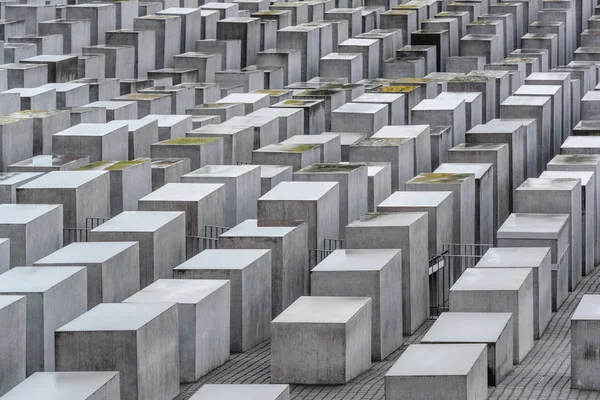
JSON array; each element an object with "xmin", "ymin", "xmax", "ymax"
[
  {"xmin": 185, "ymin": 225, "xmax": 230, "ymax": 259},
  {"xmin": 308, "ymin": 238, "xmax": 346, "ymax": 269},
  {"xmin": 63, "ymin": 217, "xmax": 110, "ymax": 245},
  {"xmin": 428, "ymin": 243, "xmax": 492, "ymax": 318},
  {"xmin": 63, "ymin": 228, "xmax": 88, "ymax": 245},
  {"xmin": 86, "ymin": 217, "xmax": 108, "ymax": 230}
]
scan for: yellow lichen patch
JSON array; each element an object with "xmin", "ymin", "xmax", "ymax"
[
  {"xmin": 375, "ymin": 85, "xmax": 418, "ymax": 93},
  {"xmin": 11, "ymin": 110, "xmax": 57, "ymax": 118},
  {"xmin": 255, "ymin": 89, "xmax": 289, "ymax": 96},
  {"xmin": 283, "ymin": 100, "xmax": 311, "ymax": 106},
  {"xmin": 104, "ymin": 159, "xmax": 148, "ymax": 171}
]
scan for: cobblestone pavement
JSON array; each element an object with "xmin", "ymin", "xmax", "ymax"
[{"xmin": 177, "ymin": 266, "xmax": 600, "ymax": 400}]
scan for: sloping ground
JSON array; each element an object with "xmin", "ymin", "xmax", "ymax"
[{"xmin": 178, "ymin": 266, "xmax": 600, "ymax": 400}]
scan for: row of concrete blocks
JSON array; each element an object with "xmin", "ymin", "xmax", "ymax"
[{"xmin": 383, "ymin": 245, "xmax": 548, "ymax": 399}]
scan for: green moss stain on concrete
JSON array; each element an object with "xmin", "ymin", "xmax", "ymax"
[
  {"xmin": 299, "ymin": 163, "xmax": 362, "ymax": 173},
  {"xmin": 410, "ymin": 172, "xmax": 473, "ymax": 184},
  {"xmin": 284, "ymin": 144, "xmax": 317, "ymax": 152}
]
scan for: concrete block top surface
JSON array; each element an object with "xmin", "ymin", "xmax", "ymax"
[
  {"xmin": 158, "ymin": 7, "xmax": 200, "ymax": 15},
  {"xmin": 449, "ymin": 267, "xmax": 533, "ymax": 291},
  {"xmin": 1, "ymin": 372, "xmax": 120, "ymax": 400},
  {"xmin": 11, "ymin": 110, "xmax": 69, "ymax": 119},
  {"xmin": 191, "ymin": 124, "xmax": 253, "ymax": 134},
  {"xmin": 421, "ymin": 312, "xmax": 513, "ymax": 343},
  {"xmin": 175, "ymin": 248, "xmax": 271, "ymax": 271},
  {"xmin": 124, "ymin": 279, "xmax": 229, "ymax": 305},
  {"xmin": 272, "ymin": 296, "xmax": 371, "ymax": 324},
  {"xmin": 191, "ymin": 384, "xmax": 289, "ymax": 400},
  {"xmin": 18, "ymin": 171, "xmax": 108, "ymax": 189},
  {"xmin": 572, "ymin": 294, "xmax": 600, "ymax": 320},
  {"xmin": 260, "ymin": 165, "xmax": 293, "ymax": 179},
  {"xmin": 436, "ymin": 92, "xmax": 482, "ymax": 103},
  {"xmin": 254, "ymin": 143, "xmax": 318, "ymax": 153},
  {"xmin": 0, "ymin": 204, "xmax": 62, "ymax": 224},
  {"xmin": 5, "ymin": 88, "xmax": 55, "ymax": 97},
  {"xmin": 334, "ymin": 102, "xmax": 387, "ymax": 114},
  {"xmin": 367, "ymin": 164, "xmax": 389, "ymax": 176},
  {"xmin": 549, "ymin": 154, "xmax": 600, "ymax": 166},
  {"xmin": 469, "ymin": 123, "xmax": 522, "ymax": 134},
  {"xmin": 0, "ymin": 172, "xmax": 44, "ymax": 185},
  {"xmin": 35, "ymin": 241, "xmax": 138, "ymax": 265},
  {"xmin": 296, "ymin": 163, "xmax": 364, "ymax": 175},
  {"xmin": 408, "ymin": 172, "xmax": 474, "ymax": 184},
  {"xmin": 347, "ymin": 211, "xmax": 427, "ymax": 227},
  {"xmin": 321, "ymin": 53, "xmax": 362, "ymax": 61},
  {"xmin": 184, "ymin": 164, "xmax": 260, "ymax": 178},
  {"xmin": 85, "ymin": 102, "xmax": 136, "ymax": 111},
  {"xmin": 501, "ymin": 96, "xmax": 550, "ymax": 106},
  {"xmin": 220, "ymin": 219, "xmax": 298, "ymax": 238},
  {"xmin": 77, "ymin": 159, "xmax": 150, "ymax": 172},
  {"xmin": 151, "ymin": 158, "xmax": 189, "ymax": 169},
  {"xmin": 1, "ymin": 64, "xmax": 43, "ymax": 71},
  {"xmin": 413, "ymin": 98, "xmax": 465, "ymax": 111},
  {"xmin": 219, "ymin": 16, "xmax": 260, "ymax": 23},
  {"xmin": 514, "ymin": 85, "xmax": 561, "ymax": 96},
  {"xmin": 460, "ymin": 33, "xmax": 497, "ymax": 42},
  {"xmin": 0, "ymin": 266, "xmax": 85, "ymax": 293},
  {"xmin": 526, "ymin": 72, "xmax": 570, "ymax": 81},
  {"xmin": 354, "ymin": 93, "xmax": 404, "ymax": 103},
  {"xmin": 273, "ymin": 99, "xmax": 324, "ymax": 108},
  {"xmin": 40, "ymin": 83, "xmax": 88, "ymax": 92},
  {"xmin": 575, "ymin": 121, "xmax": 600, "ymax": 130},
  {"xmin": 435, "ymin": 163, "xmax": 492, "ymax": 179},
  {"xmin": 90, "ymin": 210, "xmax": 184, "ymax": 232},
  {"xmin": 54, "ymin": 122, "xmax": 128, "ymax": 137},
  {"xmin": 477, "ymin": 247, "xmax": 551, "ymax": 268},
  {"xmin": 12, "ymin": 156, "xmax": 88, "ymax": 169},
  {"xmin": 283, "ymin": 134, "xmax": 341, "ymax": 146},
  {"xmin": 451, "ymin": 143, "xmax": 509, "ymax": 152},
  {"xmin": 498, "ymin": 213, "xmax": 570, "ymax": 239},
  {"xmin": 539, "ymin": 171, "xmax": 593, "ymax": 186},
  {"xmin": 352, "ymin": 138, "xmax": 413, "ymax": 148},
  {"xmin": 69, "ymin": 3, "xmax": 114, "ymax": 8},
  {"xmin": 518, "ymin": 177, "xmax": 580, "ymax": 191},
  {"xmin": 562, "ymin": 136, "xmax": 600, "ymax": 149},
  {"xmin": 200, "ymin": 10, "xmax": 220, "ymax": 17},
  {"xmin": 385, "ymin": 344, "xmax": 487, "ymax": 376},
  {"xmin": 219, "ymin": 93, "xmax": 270, "ymax": 103},
  {"xmin": 22, "ymin": 55, "xmax": 77, "ymax": 63},
  {"xmin": 338, "ymin": 133, "xmax": 366, "ymax": 145},
  {"xmin": 378, "ymin": 191, "xmax": 453, "ymax": 208},
  {"xmin": 312, "ymin": 249, "xmax": 401, "ymax": 271},
  {"xmin": 374, "ymin": 125, "xmax": 430, "ymax": 138},
  {"xmin": 259, "ymin": 181, "xmax": 338, "ymax": 201},
  {"xmin": 583, "ymin": 90, "xmax": 600, "ymax": 102},
  {"xmin": 56, "ymin": 302, "xmax": 175, "ymax": 332},
  {"xmin": 140, "ymin": 182, "xmax": 225, "ymax": 201},
  {"xmin": 0, "ymin": 295, "xmax": 25, "ymax": 310}
]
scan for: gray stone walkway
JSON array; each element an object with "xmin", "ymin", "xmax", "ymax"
[{"xmin": 178, "ymin": 265, "xmax": 600, "ymax": 400}]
